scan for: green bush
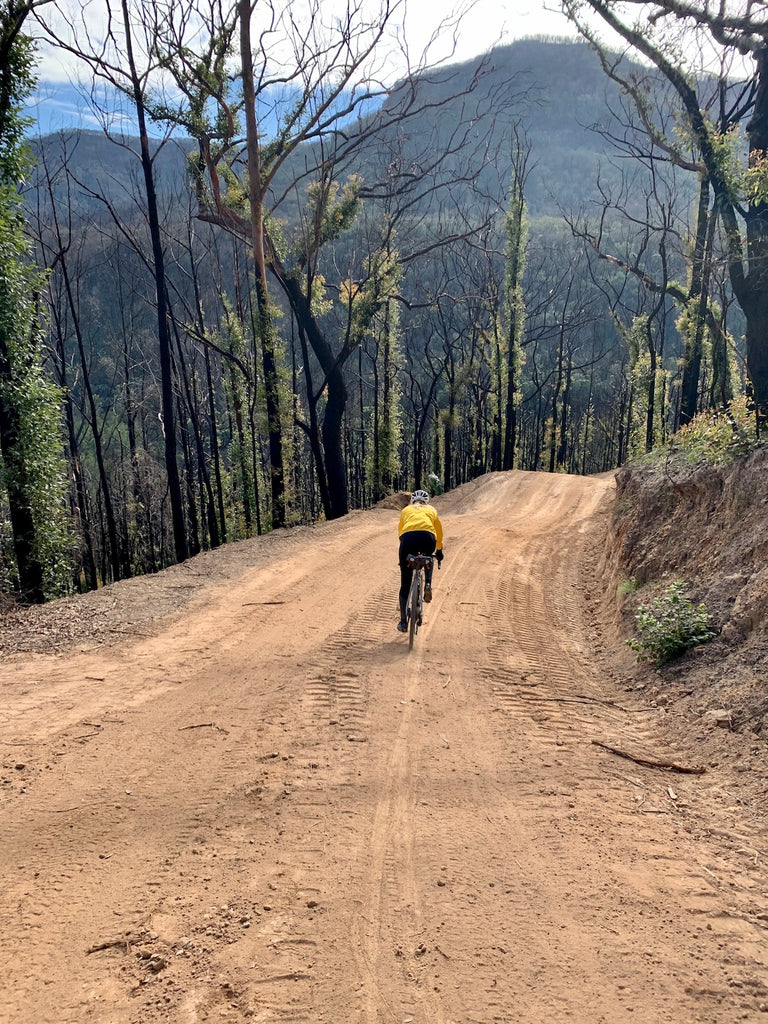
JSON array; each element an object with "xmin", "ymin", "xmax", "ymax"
[
  {"xmin": 617, "ymin": 577, "xmax": 638, "ymax": 599},
  {"xmin": 670, "ymin": 395, "xmax": 758, "ymax": 466},
  {"xmin": 627, "ymin": 579, "xmax": 716, "ymax": 666}
]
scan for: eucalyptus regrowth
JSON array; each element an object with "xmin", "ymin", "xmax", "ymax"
[{"xmin": 0, "ymin": 2, "xmax": 72, "ymax": 601}]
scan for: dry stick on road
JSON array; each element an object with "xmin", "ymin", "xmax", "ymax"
[
  {"xmin": 591, "ymin": 739, "xmax": 707, "ymax": 774},
  {"xmin": 512, "ymin": 693, "xmax": 658, "ymax": 713},
  {"xmin": 179, "ymin": 722, "xmax": 229, "ymax": 734},
  {"xmin": 86, "ymin": 932, "xmax": 143, "ymax": 955}
]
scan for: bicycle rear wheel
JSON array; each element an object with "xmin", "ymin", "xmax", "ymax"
[{"xmin": 408, "ymin": 571, "xmax": 420, "ymax": 650}]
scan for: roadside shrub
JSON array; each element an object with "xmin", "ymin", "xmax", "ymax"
[
  {"xmin": 627, "ymin": 579, "xmax": 716, "ymax": 666},
  {"xmin": 617, "ymin": 577, "xmax": 638, "ymax": 599},
  {"xmin": 670, "ymin": 395, "xmax": 758, "ymax": 466}
]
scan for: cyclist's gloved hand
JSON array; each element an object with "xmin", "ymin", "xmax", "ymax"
[{"xmin": 434, "ymin": 549, "xmax": 444, "ymax": 563}]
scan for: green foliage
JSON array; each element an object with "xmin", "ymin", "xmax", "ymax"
[
  {"xmin": 0, "ymin": 17, "xmax": 72, "ymax": 599},
  {"xmin": 305, "ymin": 176, "xmax": 361, "ymax": 252},
  {"xmin": 305, "ymin": 272, "xmax": 333, "ymax": 318},
  {"xmin": 620, "ymin": 313, "xmax": 646, "ymax": 368},
  {"xmin": 502, "ymin": 178, "xmax": 527, "ymax": 451},
  {"xmin": 627, "ymin": 348, "xmax": 667, "ymax": 456},
  {"xmin": 675, "ymin": 296, "xmax": 705, "ymax": 359},
  {"xmin": 627, "ymin": 579, "xmax": 715, "ymax": 666},
  {"xmin": 0, "ymin": 30, "xmax": 35, "ymax": 180},
  {"xmin": 744, "ymin": 149, "xmax": 768, "ymax": 206},
  {"xmin": 675, "ymin": 296, "xmax": 734, "ymax": 408},
  {"xmin": 344, "ymin": 247, "xmax": 402, "ymax": 350},
  {"xmin": 219, "ymin": 160, "xmax": 250, "ymax": 219},
  {"xmin": 709, "ymin": 315, "xmax": 735, "ymax": 409},
  {"xmin": 504, "ymin": 188, "xmax": 527, "ymax": 335},
  {"xmin": 0, "ymin": 341, "xmax": 73, "ymax": 596},
  {"xmin": 706, "ymin": 123, "xmax": 742, "ymax": 206},
  {"xmin": 218, "ymin": 301, "xmax": 256, "ymax": 539},
  {"xmin": 151, "ymin": 21, "xmax": 241, "ymax": 145},
  {"xmin": 365, "ymin": 292, "xmax": 403, "ymax": 498},
  {"xmin": 670, "ymin": 395, "xmax": 758, "ymax": 465},
  {"xmin": 617, "ymin": 577, "xmax": 638, "ymax": 599},
  {"xmin": 0, "ymin": 513, "xmax": 14, "ymax": 591}
]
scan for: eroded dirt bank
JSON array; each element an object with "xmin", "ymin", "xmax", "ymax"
[
  {"xmin": 607, "ymin": 450, "xmax": 768, "ymax": 732},
  {"xmin": 2, "ymin": 470, "xmax": 768, "ymax": 1024}
]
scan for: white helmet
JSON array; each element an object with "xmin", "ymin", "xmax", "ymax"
[{"xmin": 411, "ymin": 489, "xmax": 430, "ymax": 504}]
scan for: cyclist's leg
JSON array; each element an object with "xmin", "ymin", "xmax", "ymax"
[
  {"xmin": 398, "ymin": 564, "xmax": 410, "ymax": 625},
  {"xmin": 398, "ymin": 534, "xmax": 419, "ymax": 624}
]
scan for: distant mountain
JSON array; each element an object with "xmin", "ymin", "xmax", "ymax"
[
  {"xmin": 28, "ymin": 128, "xmax": 191, "ymax": 216},
  {"xmin": 487, "ymin": 38, "xmax": 625, "ymax": 215},
  {"xmin": 359, "ymin": 37, "xmax": 628, "ymax": 218},
  {"xmin": 27, "ymin": 38, "xmax": 632, "ymax": 223}
]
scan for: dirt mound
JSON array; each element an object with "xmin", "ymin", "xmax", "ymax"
[{"xmin": 373, "ymin": 490, "xmax": 411, "ymax": 510}]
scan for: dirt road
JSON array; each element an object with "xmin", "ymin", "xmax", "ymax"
[{"xmin": 2, "ymin": 470, "xmax": 768, "ymax": 1023}]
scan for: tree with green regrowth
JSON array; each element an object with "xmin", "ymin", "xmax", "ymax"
[
  {"xmin": 0, "ymin": 0, "xmax": 71, "ymax": 603},
  {"xmin": 143, "ymin": 0, "xmax": 496, "ymax": 519},
  {"xmin": 502, "ymin": 134, "xmax": 529, "ymax": 471},
  {"xmin": 562, "ymin": 0, "xmax": 768, "ymax": 430},
  {"xmin": 364, "ymin": 245, "xmax": 403, "ymax": 503},
  {"xmin": 37, "ymin": 0, "xmax": 193, "ymax": 560}
]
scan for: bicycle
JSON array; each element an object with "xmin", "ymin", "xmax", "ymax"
[{"xmin": 405, "ymin": 553, "xmax": 435, "ymax": 650}]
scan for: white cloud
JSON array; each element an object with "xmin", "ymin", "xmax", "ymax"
[{"xmin": 400, "ymin": 0, "xmax": 575, "ymax": 64}]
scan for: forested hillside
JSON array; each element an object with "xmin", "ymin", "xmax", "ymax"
[{"xmin": 0, "ymin": 6, "xmax": 762, "ymax": 601}]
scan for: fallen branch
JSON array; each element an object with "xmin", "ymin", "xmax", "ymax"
[
  {"xmin": 179, "ymin": 722, "xmax": 229, "ymax": 735},
  {"xmin": 575, "ymin": 693, "xmax": 659, "ymax": 713},
  {"xmin": 86, "ymin": 935, "xmax": 136, "ymax": 955},
  {"xmin": 86, "ymin": 916, "xmax": 151, "ymax": 956},
  {"xmin": 527, "ymin": 694, "xmax": 631, "ymax": 711},
  {"xmin": 252, "ymin": 972, "xmax": 313, "ymax": 984},
  {"xmin": 591, "ymin": 740, "xmax": 706, "ymax": 774},
  {"xmin": 513, "ymin": 693, "xmax": 657, "ymax": 714}
]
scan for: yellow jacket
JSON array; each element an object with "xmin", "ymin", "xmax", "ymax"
[{"xmin": 398, "ymin": 503, "xmax": 443, "ymax": 549}]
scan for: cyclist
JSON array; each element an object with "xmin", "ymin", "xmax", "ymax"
[{"xmin": 396, "ymin": 488, "xmax": 444, "ymax": 633}]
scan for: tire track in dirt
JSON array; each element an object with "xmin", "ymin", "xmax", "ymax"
[
  {"xmin": 165, "ymin": 514, "xmax": 412, "ymax": 1024},
  {"xmin": 370, "ymin": 474, "xmax": 627, "ymax": 1021},
  {"xmin": 319, "ymin": 471, "xmax": 768, "ymax": 1024}
]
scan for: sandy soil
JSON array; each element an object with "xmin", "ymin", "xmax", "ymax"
[{"xmin": 2, "ymin": 469, "xmax": 768, "ymax": 1024}]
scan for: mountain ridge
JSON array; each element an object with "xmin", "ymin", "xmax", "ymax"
[{"xmin": 26, "ymin": 37, "xmax": 629, "ymax": 221}]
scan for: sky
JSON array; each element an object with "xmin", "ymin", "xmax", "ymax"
[
  {"xmin": 404, "ymin": 0, "xmax": 577, "ymax": 61},
  {"xmin": 25, "ymin": 0, "xmax": 579, "ymax": 135}
]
